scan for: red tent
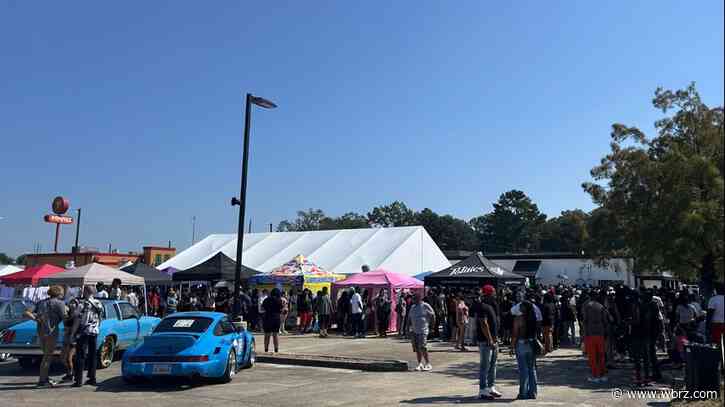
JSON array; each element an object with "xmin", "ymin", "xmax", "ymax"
[{"xmin": 0, "ymin": 264, "xmax": 65, "ymax": 286}]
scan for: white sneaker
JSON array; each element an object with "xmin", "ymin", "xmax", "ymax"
[
  {"xmin": 489, "ymin": 387, "xmax": 502, "ymax": 398},
  {"xmin": 414, "ymin": 363, "xmax": 423, "ymax": 371},
  {"xmin": 422, "ymin": 364, "xmax": 432, "ymax": 371},
  {"xmin": 479, "ymin": 389, "xmax": 493, "ymax": 399}
]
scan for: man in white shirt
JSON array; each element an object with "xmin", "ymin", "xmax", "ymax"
[
  {"xmin": 350, "ymin": 288, "xmax": 364, "ymax": 338},
  {"xmin": 707, "ymin": 284, "xmax": 724, "ymax": 344}
]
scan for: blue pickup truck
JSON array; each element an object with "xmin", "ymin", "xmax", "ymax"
[{"xmin": 0, "ymin": 299, "xmax": 159, "ymax": 369}]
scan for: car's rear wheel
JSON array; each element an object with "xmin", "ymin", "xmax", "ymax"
[
  {"xmin": 219, "ymin": 350, "xmax": 236, "ymax": 383},
  {"xmin": 97, "ymin": 337, "xmax": 115, "ymax": 369},
  {"xmin": 242, "ymin": 341, "xmax": 255, "ymax": 369}
]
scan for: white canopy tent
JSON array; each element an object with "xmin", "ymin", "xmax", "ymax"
[
  {"xmin": 39, "ymin": 263, "xmax": 148, "ymax": 314},
  {"xmin": 158, "ymin": 226, "xmax": 451, "ymax": 277},
  {"xmin": 0, "ymin": 265, "xmax": 22, "ymax": 277}
]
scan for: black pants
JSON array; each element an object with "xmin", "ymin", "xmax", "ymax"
[
  {"xmin": 351, "ymin": 313, "xmax": 363, "ymax": 336},
  {"xmin": 632, "ymin": 337, "xmax": 659, "ymax": 378},
  {"xmin": 74, "ymin": 334, "xmax": 97, "ymax": 385}
]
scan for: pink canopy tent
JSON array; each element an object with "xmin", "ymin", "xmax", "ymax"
[{"xmin": 332, "ymin": 269, "xmax": 423, "ymax": 333}]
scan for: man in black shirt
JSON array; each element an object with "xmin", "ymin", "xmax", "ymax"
[{"xmin": 471, "ymin": 285, "xmax": 502, "ymax": 400}]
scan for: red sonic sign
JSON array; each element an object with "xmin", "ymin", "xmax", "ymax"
[{"xmin": 44, "ymin": 214, "xmax": 73, "ymax": 224}]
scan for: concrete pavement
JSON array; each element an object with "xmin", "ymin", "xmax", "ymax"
[{"xmin": 0, "ymin": 334, "xmax": 699, "ymax": 406}]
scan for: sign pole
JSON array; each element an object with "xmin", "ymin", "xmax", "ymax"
[{"xmin": 54, "ymin": 223, "xmax": 60, "ymax": 252}]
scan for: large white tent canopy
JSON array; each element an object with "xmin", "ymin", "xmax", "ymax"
[{"xmin": 158, "ymin": 226, "xmax": 451, "ymax": 277}]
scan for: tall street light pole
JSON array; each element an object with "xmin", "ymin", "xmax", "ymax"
[{"xmin": 231, "ymin": 93, "xmax": 276, "ymax": 319}]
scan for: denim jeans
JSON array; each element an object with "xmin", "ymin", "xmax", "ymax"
[
  {"xmin": 515, "ymin": 340, "xmax": 538, "ymax": 398},
  {"xmin": 479, "ymin": 343, "xmax": 497, "ymax": 391}
]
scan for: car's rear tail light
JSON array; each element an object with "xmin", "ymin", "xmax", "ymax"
[
  {"xmin": 179, "ymin": 355, "xmax": 209, "ymax": 362},
  {"xmin": 1, "ymin": 330, "xmax": 16, "ymax": 344}
]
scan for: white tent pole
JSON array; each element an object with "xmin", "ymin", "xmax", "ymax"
[{"xmin": 142, "ymin": 284, "xmax": 148, "ymax": 315}]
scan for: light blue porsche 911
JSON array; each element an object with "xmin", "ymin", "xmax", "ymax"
[{"xmin": 122, "ymin": 312, "xmax": 255, "ymax": 383}]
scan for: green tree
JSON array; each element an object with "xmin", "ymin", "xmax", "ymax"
[
  {"xmin": 320, "ymin": 212, "xmax": 370, "ymax": 230},
  {"xmin": 276, "ymin": 209, "xmax": 327, "ymax": 232},
  {"xmin": 477, "ymin": 190, "xmax": 547, "ymax": 253},
  {"xmin": 416, "ymin": 208, "xmax": 479, "ymax": 251},
  {"xmin": 583, "ymin": 83, "xmax": 724, "ymax": 291},
  {"xmin": 15, "ymin": 254, "xmax": 26, "ymax": 265},
  {"xmin": 540, "ymin": 210, "xmax": 590, "ymax": 253},
  {"xmin": 0, "ymin": 253, "xmax": 13, "ymax": 264},
  {"xmin": 367, "ymin": 201, "xmax": 417, "ymax": 227}
]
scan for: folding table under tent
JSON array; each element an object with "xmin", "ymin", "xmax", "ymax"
[
  {"xmin": 332, "ymin": 268, "xmax": 423, "ymax": 333},
  {"xmin": 171, "ymin": 252, "xmax": 262, "ymax": 283},
  {"xmin": 424, "ymin": 252, "xmax": 526, "ymax": 288},
  {"xmin": 38, "ymin": 262, "xmax": 148, "ymax": 314},
  {"xmin": 121, "ymin": 262, "xmax": 173, "ymax": 285}
]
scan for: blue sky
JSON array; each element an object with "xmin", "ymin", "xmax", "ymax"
[{"xmin": 1, "ymin": 1, "xmax": 723, "ymax": 258}]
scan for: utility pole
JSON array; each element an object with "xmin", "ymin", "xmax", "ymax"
[
  {"xmin": 248, "ymin": 219, "xmax": 252, "ymax": 233},
  {"xmin": 192, "ymin": 216, "xmax": 196, "ymax": 245},
  {"xmin": 73, "ymin": 208, "xmax": 82, "ymax": 265}
]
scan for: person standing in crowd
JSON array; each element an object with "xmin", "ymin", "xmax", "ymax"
[
  {"xmin": 471, "ymin": 285, "xmax": 502, "ymax": 400},
  {"xmin": 258, "ymin": 289, "xmax": 269, "ymax": 331},
  {"xmin": 408, "ymin": 293, "xmax": 435, "ymax": 371},
  {"xmin": 262, "ymin": 288, "xmax": 283, "ymax": 353},
  {"xmin": 74, "ymin": 285, "xmax": 103, "ymax": 387},
  {"xmin": 166, "ymin": 289, "xmax": 178, "ymax": 315},
  {"xmin": 447, "ymin": 291, "xmax": 458, "ymax": 344},
  {"xmin": 60, "ymin": 294, "xmax": 80, "ymax": 383},
  {"xmin": 455, "ymin": 294, "xmax": 469, "ymax": 351},
  {"xmin": 541, "ymin": 292, "xmax": 555, "ymax": 355},
  {"xmin": 436, "ymin": 289, "xmax": 447, "ymax": 340},
  {"xmin": 96, "ymin": 282, "xmax": 108, "ymax": 299},
  {"xmin": 337, "ymin": 290, "xmax": 350, "ymax": 335},
  {"xmin": 126, "ymin": 288, "xmax": 138, "ymax": 309},
  {"xmin": 707, "ymin": 283, "xmax": 724, "ymax": 344},
  {"xmin": 603, "ymin": 288, "xmax": 621, "ymax": 369},
  {"xmin": 24, "ymin": 285, "xmax": 67, "ymax": 388},
  {"xmin": 148, "ymin": 288, "xmax": 160, "ymax": 316},
  {"xmin": 396, "ymin": 290, "xmax": 407, "ymax": 338},
  {"xmin": 675, "ymin": 291, "xmax": 697, "ymax": 339},
  {"xmin": 297, "ymin": 289, "xmax": 312, "ymax": 335},
  {"xmin": 631, "ymin": 289, "xmax": 663, "ymax": 384},
  {"xmin": 249, "ymin": 289, "xmax": 260, "ymax": 331},
  {"xmin": 317, "ymin": 287, "xmax": 333, "ymax": 337},
  {"xmin": 109, "ymin": 278, "xmax": 122, "ymax": 300},
  {"xmin": 350, "ymin": 287, "xmax": 364, "ymax": 338},
  {"xmin": 279, "ymin": 291, "xmax": 289, "ymax": 334},
  {"xmin": 582, "ymin": 291, "xmax": 609, "ymax": 382},
  {"xmin": 511, "ymin": 297, "xmax": 538, "ymax": 400},
  {"xmin": 375, "ymin": 289, "xmax": 391, "ymax": 337}
]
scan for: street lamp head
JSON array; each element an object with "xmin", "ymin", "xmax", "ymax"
[{"xmin": 250, "ymin": 95, "xmax": 277, "ymax": 109}]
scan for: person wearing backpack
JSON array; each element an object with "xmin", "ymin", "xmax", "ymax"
[{"xmin": 24, "ymin": 285, "xmax": 67, "ymax": 388}]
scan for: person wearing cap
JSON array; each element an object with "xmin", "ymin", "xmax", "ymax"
[{"xmin": 471, "ymin": 284, "xmax": 502, "ymax": 400}]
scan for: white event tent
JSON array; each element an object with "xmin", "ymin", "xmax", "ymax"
[{"xmin": 158, "ymin": 226, "xmax": 451, "ymax": 277}]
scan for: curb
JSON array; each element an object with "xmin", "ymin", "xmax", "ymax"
[{"xmin": 256, "ymin": 353, "xmax": 409, "ymax": 372}]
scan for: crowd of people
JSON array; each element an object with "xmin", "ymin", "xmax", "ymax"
[{"xmin": 23, "ymin": 275, "xmax": 725, "ymax": 400}]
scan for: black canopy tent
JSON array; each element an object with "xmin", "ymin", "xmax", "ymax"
[
  {"xmin": 121, "ymin": 262, "xmax": 173, "ymax": 285},
  {"xmin": 425, "ymin": 252, "xmax": 526, "ymax": 287},
  {"xmin": 171, "ymin": 252, "xmax": 261, "ymax": 282}
]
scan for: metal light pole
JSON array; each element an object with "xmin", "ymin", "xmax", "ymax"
[{"xmin": 231, "ymin": 93, "xmax": 277, "ymax": 319}]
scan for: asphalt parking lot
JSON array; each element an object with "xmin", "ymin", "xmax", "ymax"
[{"xmin": 0, "ymin": 334, "xmax": 696, "ymax": 407}]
